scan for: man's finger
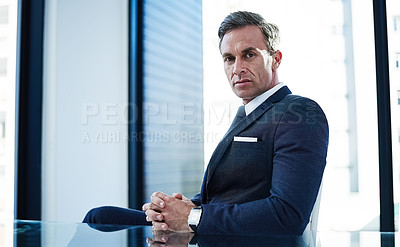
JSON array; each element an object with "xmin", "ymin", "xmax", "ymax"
[
  {"xmin": 142, "ymin": 202, "xmax": 151, "ymax": 211},
  {"xmin": 172, "ymin": 192, "xmax": 183, "ymax": 200},
  {"xmin": 152, "ymin": 221, "xmax": 169, "ymax": 231},
  {"xmin": 152, "ymin": 231, "xmax": 168, "ymax": 243},
  {"xmin": 146, "ymin": 237, "xmax": 165, "ymax": 247},
  {"xmin": 150, "ymin": 192, "xmax": 171, "ymax": 208},
  {"xmin": 146, "ymin": 209, "xmax": 164, "ymax": 222},
  {"xmin": 143, "ymin": 203, "xmax": 161, "ymax": 212}
]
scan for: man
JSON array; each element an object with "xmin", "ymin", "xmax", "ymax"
[{"xmin": 84, "ymin": 11, "xmax": 328, "ymax": 236}]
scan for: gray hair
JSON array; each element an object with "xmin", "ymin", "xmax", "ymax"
[{"xmin": 218, "ymin": 11, "xmax": 280, "ymax": 54}]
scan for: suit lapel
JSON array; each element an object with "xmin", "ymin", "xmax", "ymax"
[{"xmin": 205, "ymin": 86, "xmax": 292, "ymax": 185}]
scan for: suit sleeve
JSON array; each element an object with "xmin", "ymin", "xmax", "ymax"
[
  {"xmin": 196, "ymin": 98, "xmax": 329, "ymax": 235},
  {"xmin": 191, "ymin": 193, "xmax": 202, "ymax": 206}
]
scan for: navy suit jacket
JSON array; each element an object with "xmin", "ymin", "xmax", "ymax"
[{"xmin": 191, "ymin": 86, "xmax": 329, "ymax": 235}]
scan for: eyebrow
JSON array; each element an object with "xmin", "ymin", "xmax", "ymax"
[
  {"xmin": 221, "ymin": 52, "xmax": 233, "ymax": 58},
  {"xmin": 222, "ymin": 47, "xmax": 258, "ymax": 58},
  {"xmin": 242, "ymin": 47, "xmax": 257, "ymax": 54}
]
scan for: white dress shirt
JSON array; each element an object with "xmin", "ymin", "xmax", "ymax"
[{"xmin": 244, "ymin": 82, "xmax": 286, "ymax": 116}]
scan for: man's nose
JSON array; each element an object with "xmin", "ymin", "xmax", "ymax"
[{"xmin": 233, "ymin": 59, "xmax": 246, "ymax": 75}]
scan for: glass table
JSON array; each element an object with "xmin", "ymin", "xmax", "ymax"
[{"xmin": 5, "ymin": 220, "xmax": 399, "ymax": 246}]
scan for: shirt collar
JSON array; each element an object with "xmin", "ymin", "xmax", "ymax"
[{"xmin": 244, "ymin": 82, "xmax": 286, "ymax": 116}]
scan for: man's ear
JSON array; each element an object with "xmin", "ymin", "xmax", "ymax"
[{"xmin": 272, "ymin": 50, "xmax": 282, "ymax": 71}]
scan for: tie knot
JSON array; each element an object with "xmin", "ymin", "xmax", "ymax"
[{"xmin": 236, "ymin": 105, "xmax": 246, "ymax": 118}]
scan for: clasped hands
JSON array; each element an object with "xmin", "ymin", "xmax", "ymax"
[{"xmin": 142, "ymin": 192, "xmax": 196, "ymax": 232}]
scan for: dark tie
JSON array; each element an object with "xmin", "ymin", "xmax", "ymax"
[
  {"xmin": 226, "ymin": 105, "xmax": 246, "ymax": 134},
  {"xmin": 207, "ymin": 105, "xmax": 246, "ymax": 181}
]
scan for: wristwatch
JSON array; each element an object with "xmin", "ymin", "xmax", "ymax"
[{"xmin": 188, "ymin": 206, "xmax": 202, "ymax": 232}]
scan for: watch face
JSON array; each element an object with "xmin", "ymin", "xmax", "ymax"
[{"xmin": 189, "ymin": 208, "xmax": 202, "ymax": 225}]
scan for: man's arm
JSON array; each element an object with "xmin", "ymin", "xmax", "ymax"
[{"xmin": 190, "ymin": 193, "xmax": 202, "ymax": 206}]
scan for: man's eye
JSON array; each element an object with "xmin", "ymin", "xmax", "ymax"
[
  {"xmin": 224, "ymin": 57, "xmax": 234, "ymax": 62},
  {"xmin": 246, "ymin": 53, "xmax": 255, "ymax": 58}
]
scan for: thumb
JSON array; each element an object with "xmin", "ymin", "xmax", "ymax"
[{"xmin": 172, "ymin": 192, "xmax": 183, "ymax": 200}]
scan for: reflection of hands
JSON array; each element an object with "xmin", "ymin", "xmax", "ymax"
[
  {"xmin": 142, "ymin": 192, "xmax": 196, "ymax": 232},
  {"xmin": 146, "ymin": 231, "xmax": 195, "ymax": 247}
]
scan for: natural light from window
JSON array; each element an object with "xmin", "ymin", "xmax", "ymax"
[
  {"xmin": 202, "ymin": 0, "xmax": 398, "ymax": 233},
  {"xmin": 0, "ymin": 0, "xmax": 17, "ymax": 246}
]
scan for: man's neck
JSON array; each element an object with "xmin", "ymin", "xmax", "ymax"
[{"xmin": 244, "ymin": 82, "xmax": 285, "ymax": 116}]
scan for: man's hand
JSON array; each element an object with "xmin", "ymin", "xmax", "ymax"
[
  {"xmin": 142, "ymin": 192, "xmax": 196, "ymax": 232},
  {"xmin": 146, "ymin": 231, "xmax": 194, "ymax": 247}
]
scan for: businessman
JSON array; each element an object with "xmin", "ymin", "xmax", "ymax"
[{"xmin": 84, "ymin": 11, "xmax": 329, "ymax": 236}]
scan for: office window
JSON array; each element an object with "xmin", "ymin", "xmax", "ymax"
[
  {"xmin": 394, "ymin": 16, "xmax": 400, "ymax": 31},
  {"xmin": 0, "ymin": 112, "xmax": 4, "ymax": 167},
  {"xmin": 142, "ymin": 0, "xmax": 204, "ymax": 201},
  {"xmin": 0, "ymin": 1, "xmax": 17, "ymax": 246},
  {"xmin": 331, "ymin": 24, "xmax": 344, "ymax": 36},
  {"xmin": 0, "ymin": 58, "xmax": 6, "ymax": 77},
  {"xmin": 0, "ymin": 112, "xmax": 4, "ymax": 138},
  {"xmin": 398, "ymin": 129, "xmax": 400, "ymax": 143},
  {"xmin": 0, "ymin": 6, "xmax": 8, "ymax": 24},
  {"xmin": 0, "ymin": 36, "xmax": 6, "ymax": 48},
  {"xmin": 384, "ymin": 0, "xmax": 400, "ymax": 231},
  {"xmin": 398, "ymin": 90, "xmax": 400, "ymax": 105}
]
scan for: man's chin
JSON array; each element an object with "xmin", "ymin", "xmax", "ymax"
[
  {"xmin": 237, "ymin": 95, "xmax": 255, "ymax": 104},
  {"xmin": 233, "ymin": 91, "xmax": 250, "ymax": 99}
]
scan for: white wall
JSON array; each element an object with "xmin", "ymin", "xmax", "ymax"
[{"xmin": 42, "ymin": 0, "xmax": 129, "ymax": 222}]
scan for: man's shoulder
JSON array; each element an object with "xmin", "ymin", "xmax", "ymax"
[
  {"xmin": 267, "ymin": 85, "xmax": 320, "ymax": 105},
  {"xmin": 280, "ymin": 94, "xmax": 323, "ymax": 109},
  {"xmin": 260, "ymin": 86, "xmax": 326, "ymax": 116},
  {"xmin": 271, "ymin": 93, "xmax": 327, "ymax": 122},
  {"xmin": 282, "ymin": 93, "xmax": 314, "ymax": 103}
]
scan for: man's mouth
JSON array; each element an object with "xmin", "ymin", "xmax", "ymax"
[{"xmin": 234, "ymin": 79, "xmax": 251, "ymax": 86}]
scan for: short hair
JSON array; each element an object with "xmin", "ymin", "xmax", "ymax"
[{"xmin": 218, "ymin": 11, "xmax": 280, "ymax": 54}]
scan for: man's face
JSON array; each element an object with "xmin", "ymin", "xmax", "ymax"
[{"xmin": 220, "ymin": 25, "xmax": 282, "ymax": 104}]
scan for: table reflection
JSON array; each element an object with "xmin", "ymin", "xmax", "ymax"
[
  {"xmin": 146, "ymin": 231, "xmax": 310, "ymax": 247},
  {"xmin": 10, "ymin": 220, "xmax": 397, "ymax": 247}
]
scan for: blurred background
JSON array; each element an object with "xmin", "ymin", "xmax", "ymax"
[{"xmin": 0, "ymin": 0, "xmax": 400, "ymax": 246}]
